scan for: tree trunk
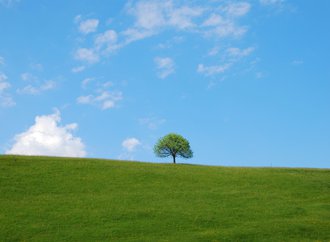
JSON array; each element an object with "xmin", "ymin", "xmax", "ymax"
[{"xmin": 172, "ymin": 155, "xmax": 176, "ymax": 164}]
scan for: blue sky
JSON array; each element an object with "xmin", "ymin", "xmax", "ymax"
[{"xmin": 0, "ymin": 0, "xmax": 329, "ymax": 168}]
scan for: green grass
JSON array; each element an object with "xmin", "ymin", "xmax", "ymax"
[{"xmin": 0, "ymin": 155, "xmax": 329, "ymax": 241}]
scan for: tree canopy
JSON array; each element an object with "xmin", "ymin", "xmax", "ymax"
[{"xmin": 154, "ymin": 133, "xmax": 193, "ymax": 164}]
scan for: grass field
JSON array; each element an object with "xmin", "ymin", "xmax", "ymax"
[{"xmin": 0, "ymin": 155, "xmax": 329, "ymax": 241}]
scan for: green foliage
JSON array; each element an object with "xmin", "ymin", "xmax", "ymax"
[
  {"xmin": 154, "ymin": 133, "xmax": 193, "ymax": 163},
  {"xmin": 0, "ymin": 155, "xmax": 329, "ymax": 241}
]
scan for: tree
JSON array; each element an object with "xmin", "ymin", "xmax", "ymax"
[{"xmin": 154, "ymin": 133, "xmax": 193, "ymax": 164}]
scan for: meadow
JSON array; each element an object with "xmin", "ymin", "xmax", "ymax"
[{"xmin": 0, "ymin": 155, "xmax": 329, "ymax": 241}]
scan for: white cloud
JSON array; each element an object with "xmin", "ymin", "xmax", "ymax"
[
  {"xmin": 125, "ymin": 0, "xmax": 204, "ymax": 44},
  {"xmin": 102, "ymin": 81, "xmax": 113, "ymax": 88},
  {"xmin": 71, "ymin": 65, "xmax": 86, "ymax": 73},
  {"xmin": 227, "ymin": 47, "xmax": 255, "ymax": 59},
  {"xmin": 71, "ymin": 1, "xmax": 253, "ymax": 77},
  {"xmin": 18, "ymin": 80, "xmax": 56, "ymax": 95},
  {"xmin": 206, "ymin": 20, "xmax": 248, "ymax": 38},
  {"xmin": 21, "ymin": 72, "xmax": 38, "ymax": 82},
  {"xmin": 18, "ymin": 71, "xmax": 56, "ymax": 95},
  {"xmin": 81, "ymin": 77, "xmax": 94, "ymax": 88},
  {"xmin": 0, "ymin": 56, "xmax": 4, "ymax": 65},
  {"xmin": 168, "ymin": 5, "xmax": 204, "ymax": 29},
  {"xmin": 74, "ymin": 48, "xmax": 99, "ymax": 64},
  {"xmin": 223, "ymin": 2, "xmax": 251, "ymax": 17},
  {"xmin": 101, "ymin": 100, "xmax": 115, "ymax": 110},
  {"xmin": 202, "ymin": 3, "xmax": 250, "ymax": 39},
  {"xmin": 6, "ymin": 110, "xmax": 86, "ymax": 157},
  {"xmin": 95, "ymin": 30, "xmax": 118, "ymax": 52},
  {"xmin": 0, "ymin": 72, "xmax": 15, "ymax": 107},
  {"xmin": 122, "ymin": 138, "xmax": 141, "ymax": 152},
  {"xmin": 76, "ymin": 95, "xmax": 93, "ymax": 104},
  {"xmin": 197, "ymin": 63, "xmax": 231, "ymax": 76},
  {"xmin": 208, "ymin": 46, "xmax": 220, "ymax": 56},
  {"xmin": 154, "ymin": 57, "xmax": 175, "ymax": 79},
  {"xmin": 203, "ymin": 14, "xmax": 225, "ymax": 27},
  {"xmin": 198, "ymin": 47, "xmax": 254, "ymax": 77},
  {"xmin": 122, "ymin": 28, "xmax": 155, "ymax": 45},
  {"xmin": 79, "ymin": 18, "xmax": 99, "ymax": 34},
  {"xmin": 127, "ymin": 0, "xmax": 167, "ymax": 30},
  {"xmin": 77, "ymin": 90, "xmax": 123, "ymax": 110},
  {"xmin": 128, "ymin": 0, "xmax": 204, "ymax": 30},
  {"xmin": 0, "ymin": 73, "xmax": 10, "ymax": 91}
]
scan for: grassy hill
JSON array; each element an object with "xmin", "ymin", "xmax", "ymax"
[{"xmin": 0, "ymin": 155, "xmax": 329, "ymax": 241}]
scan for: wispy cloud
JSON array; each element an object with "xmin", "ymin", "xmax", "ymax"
[
  {"xmin": 198, "ymin": 46, "xmax": 255, "ymax": 77},
  {"xmin": 0, "ymin": 73, "xmax": 10, "ymax": 91},
  {"xmin": 202, "ymin": 2, "xmax": 250, "ymax": 39},
  {"xmin": 73, "ymin": 13, "xmax": 120, "ymax": 62},
  {"xmin": 17, "ymin": 80, "xmax": 56, "ymax": 95},
  {"xmin": 73, "ymin": 1, "xmax": 252, "ymax": 68},
  {"xmin": 126, "ymin": 0, "xmax": 204, "ymax": 31},
  {"xmin": 154, "ymin": 57, "xmax": 175, "ymax": 79},
  {"xmin": 6, "ymin": 110, "xmax": 86, "ymax": 157},
  {"xmin": 203, "ymin": 17, "xmax": 248, "ymax": 38},
  {"xmin": 0, "ymin": 72, "xmax": 15, "ymax": 107},
  {"xmin": 18, "ymin": 72, "xmax": 56, "ymax": 95},
  {"xmin": 197, "ymin": 63, "xmax": 231, "ymax": 76},
  {"xmin": 81, "ymin": 77, "xmax": 94, "ymax": 89},
  {"xmin": 71, "ymin": 65, "xmax": 86, "ymax": 73},
  {"xmin": 156, "ymin": 36, "xmax": 184, "ymax": 49},
  {"xmin": 223, "ymin": 2, "xmax": 251, "ymax": 17},
  {"xmin": 95, "ymin": 30, "xmax": 118, "ymax": 52},
  {"xmin": 260, "ymin": 0, "xmax": 284, "ymax": 6},
  {"xmin": 0, "ymin": 56, "xmax": 4, "ymax": 65},
  {"xmin": 208, "ymin": 46, "xmax": 220, "ymax": 56},
  {"xmin": 167, "ymin": 4, "xmax": 205, "ymax": 29},
  {"xmin": 122, "ymin": 137, "xmax": 141, "ymax": 152},
  {"xmin": 0, "ymin": 59, "xmax": 15, "ymax": 107},
  {"xmin": 127, "ymin": 0, "xmax": 167, "ymax": 30},
  {"xmin": 119, "ymin": 137, "xmax": 142, "ymax": 160},
  {"xmin": 259, "ymin": 0, "xmax": 288, "ymax": 11},
  {"xmin": 0, "ymin": 0, "xmax": 20, "ymax": 7},
  {"xmin": 72, "ymin": 1, "xmax": 253, "ymax": 84},
  {"xmin": 74, "ymin": 48, "xmax": 99, "ymax": 64},
  {"xmin": 21, "ymin": 72, "xmax": 38, "ymax": 82},
  {"xmin": 122, "ymin": 28, "xmax": 154, "ymax": 45},
  {"xmin": 226, "ymin": 47, "xmax": 255, "ymax": 59},
  {"xmin": 139, "ymin": 116, "xmax": 166, "ymax": 130},
  {"xmin": 78, "ymin": 18, "xmax": 99, "ymax": 34},
  {"xmin": 125, "ymin": 0, "xmax": 204, "ymax": 41},
  {"xmin": 77, "ymin": 89, "xmax": 123, "ymax": 110}
]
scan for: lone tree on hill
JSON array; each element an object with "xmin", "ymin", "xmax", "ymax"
[{"xmin": 154, "ymin": 133, "xmax": 193, "ymax": 164}]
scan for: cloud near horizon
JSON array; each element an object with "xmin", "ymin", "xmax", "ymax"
[
  {"xmin": 122, "ymin": 138, "xmax": 141, "ymax": 152},
  {"xmin": 6, "ymin": 110, "xmax": 86, "ymax": 157}
]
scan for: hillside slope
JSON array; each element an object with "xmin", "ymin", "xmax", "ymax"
[{"xmin": 0, "ymin": 155, "xmax": 329, "ymax": 241}]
